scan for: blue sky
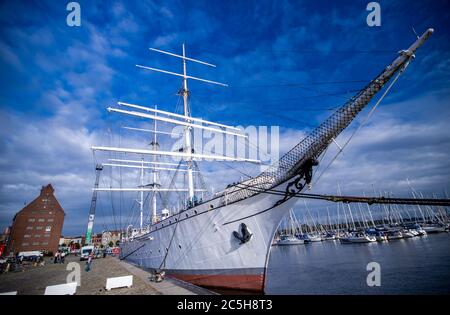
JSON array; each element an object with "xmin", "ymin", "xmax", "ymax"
[{"xmin": 0, "ymin": 0, "xmax": 449, "ymax": 235}]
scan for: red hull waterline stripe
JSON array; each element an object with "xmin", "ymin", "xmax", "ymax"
[
  {"xmin": 171, "ymin": 274, "xmax": 264, "ymax": 292},
  {"xmin": 169, "ymin": 270, "xmax": 265, "ymax": 292}
]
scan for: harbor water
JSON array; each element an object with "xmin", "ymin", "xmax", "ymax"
[{"xmin": 265, "ymin": 233, "xmax": 450, "ymax": 294}]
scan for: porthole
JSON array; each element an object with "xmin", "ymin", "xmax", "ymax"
[
  {"xmin": 185, "ymin": 213, "xmax": 189, "ymax": 218},
  {"xmin": 194, "ymin": 210, "xmax": 198, "ymax": 214},
  {"xmin": 178, "ymin": 244, "xmax": 181, "ymax": 249}
]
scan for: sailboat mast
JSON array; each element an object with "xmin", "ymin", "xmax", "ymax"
[
  {"xmin": 326, "ymin": 207, "xmax": 332, "ymax": 233},
  {"xmin": 181, "ymin": 44, "xmax": 195, "ymax": 204}
]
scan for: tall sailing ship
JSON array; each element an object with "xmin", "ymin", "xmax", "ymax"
[{"xmin": 91, "ymin": 29, "xmax": 433, "ymax": 292}]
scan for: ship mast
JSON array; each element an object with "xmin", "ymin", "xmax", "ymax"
[
  {"xmin": 92, "ymin": 44, "xmax": 262, "ymax": 216},
  {"xmin": 180, "ymin": 44, "xmax": 195, "ymax": 204},
  {"xmin": 151, "ymin": 106, "xmax": 159, "ymax": 224},
  {"xmin": 139, "ymin": 158, "xmax": 144, "ymax": 229}
]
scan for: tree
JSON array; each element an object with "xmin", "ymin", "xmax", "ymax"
[
  {"xmin": 74, "ymin": 243, "xmax": 81, "ymax": 250},
  {"xmin": 108, "ymin": 241, "xmax": 114, "ymax": 248},
  {"xmin": 115, "ymin": 240, "xmax": 120, "ymax": 246}
]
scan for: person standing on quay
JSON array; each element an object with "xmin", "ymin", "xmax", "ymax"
[
  {"xmin": 60, "ymin": 251, "xmax": 65, "ymax": 264},
  {"xmin": 85, "ymin": 251, "xmax": 94, "ymax": 272}
]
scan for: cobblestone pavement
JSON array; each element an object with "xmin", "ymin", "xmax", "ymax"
[{"xmin": 0, "ymin": 255, "xmax": 162, "ymax": 295}]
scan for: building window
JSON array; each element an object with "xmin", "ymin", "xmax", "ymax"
[
  {"xmin": 32, "ymin": 242, "xmax": 39, "ymax": 245},
  {"xmin": 44, "ymin": 234, "xmax": 50, "ymax": 237},
  {"xmin": 38, "ymin": 218, "xmax": 45, "ymax": 222},
  {"xmin": 36, "ymin": 226, "xmax": 43, "ymax": 230},
  {"xmin": 34, "ymin": 235, "xmax": 41, "ymax": 238},
  {"xmin": 22, "ymin": 242, "xmax": 29, "ymax": 246},
  {"xmin": 28, "ymin": 218, "xmax": 35, "ymax": 222},
  {"xmin": 24, "ymin": 234, "xmax": 31, "ymax": 238},
  {"xmin": 47, "ymin": 219, "xmax": 54, "ymax": 222},
  {"xmin": 42, "ymin": 242, "xmax": 48, "ymax": 245},
  {"xmin": 26, "ymin": 226, "xmax": 33, "ymax": 230},
  {"xmin": 45, "ymin": 226, "xmax": 51, "ymax": 232}
]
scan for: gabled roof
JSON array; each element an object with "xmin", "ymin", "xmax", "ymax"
[{"xmin": 16, "ymin": 184, "xmax": 65, "ymax": 217}]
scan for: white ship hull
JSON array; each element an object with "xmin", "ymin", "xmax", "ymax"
[{"xmin": 120, "ymin": 180, "xmax": 298, "ymax": 292}]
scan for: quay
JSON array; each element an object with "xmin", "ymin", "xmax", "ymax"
[{"xmin": 0, "ymin": 255, "xmax": 215, "ymax": 295}]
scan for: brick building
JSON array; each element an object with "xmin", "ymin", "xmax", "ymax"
[{"xmin": 6, "ymin": 184, "xmax": 65, "ymax": 255}]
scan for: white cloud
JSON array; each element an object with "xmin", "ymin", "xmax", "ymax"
[{"xmin": 152, "ymin": 34, "xmax": 178, "ymax": 47}]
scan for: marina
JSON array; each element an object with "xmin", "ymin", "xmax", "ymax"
[
  {"xmin": 267, "ymin": 233, "xmax": 450, "ymax": 295},
  {"xmin": 274, "ymin": 196, "xmax": 450, "ymax": 246}
]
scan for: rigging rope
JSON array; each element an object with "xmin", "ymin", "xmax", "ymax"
[
  {"xmin": 312, "ymin": 60, "xmax": 411, "ymax": 186},
  {"xmin": 107, "ymin": 126, "xmax": 118, "ymax": 232},
  {"xmin": 235, "ymin": 182, "xmax": 450, "ymax": 207}
]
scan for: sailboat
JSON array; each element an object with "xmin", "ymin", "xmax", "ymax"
[
  {"xmin": 276, "ymin": 210, "xmax": 305, "ymax": 245},
  {"xmin": 386, "ymin": 230, "xmax": 403, "ymax": 240},
  {"xmin": 302, "ymin": 201, "xmax": 323, "ymax": 242},
  {"xmin": 276, "ymin": 209, "xmax": 304, "ymax": 246},
  {"xmin": 340, "ymin": 232, "xmax": 377, "ymax": 244},
  {"xmin": 413, "ymin": 224, "xmax": 427, "ymax": 236},
  {"xmin": 321, "ymin": 207, "xmax": 337, "ymax": 240},
  {"xmin": 422, "ymin": 224, "xmax": 446, "ymax": 233},
  {"xmin": 91, "ymin": 29, "xmax": 434, "ymax": 292}
]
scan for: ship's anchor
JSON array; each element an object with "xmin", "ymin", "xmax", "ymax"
[{"xmin": 233, "ymin": 223, "xmax": 253, "ymax": 244}]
